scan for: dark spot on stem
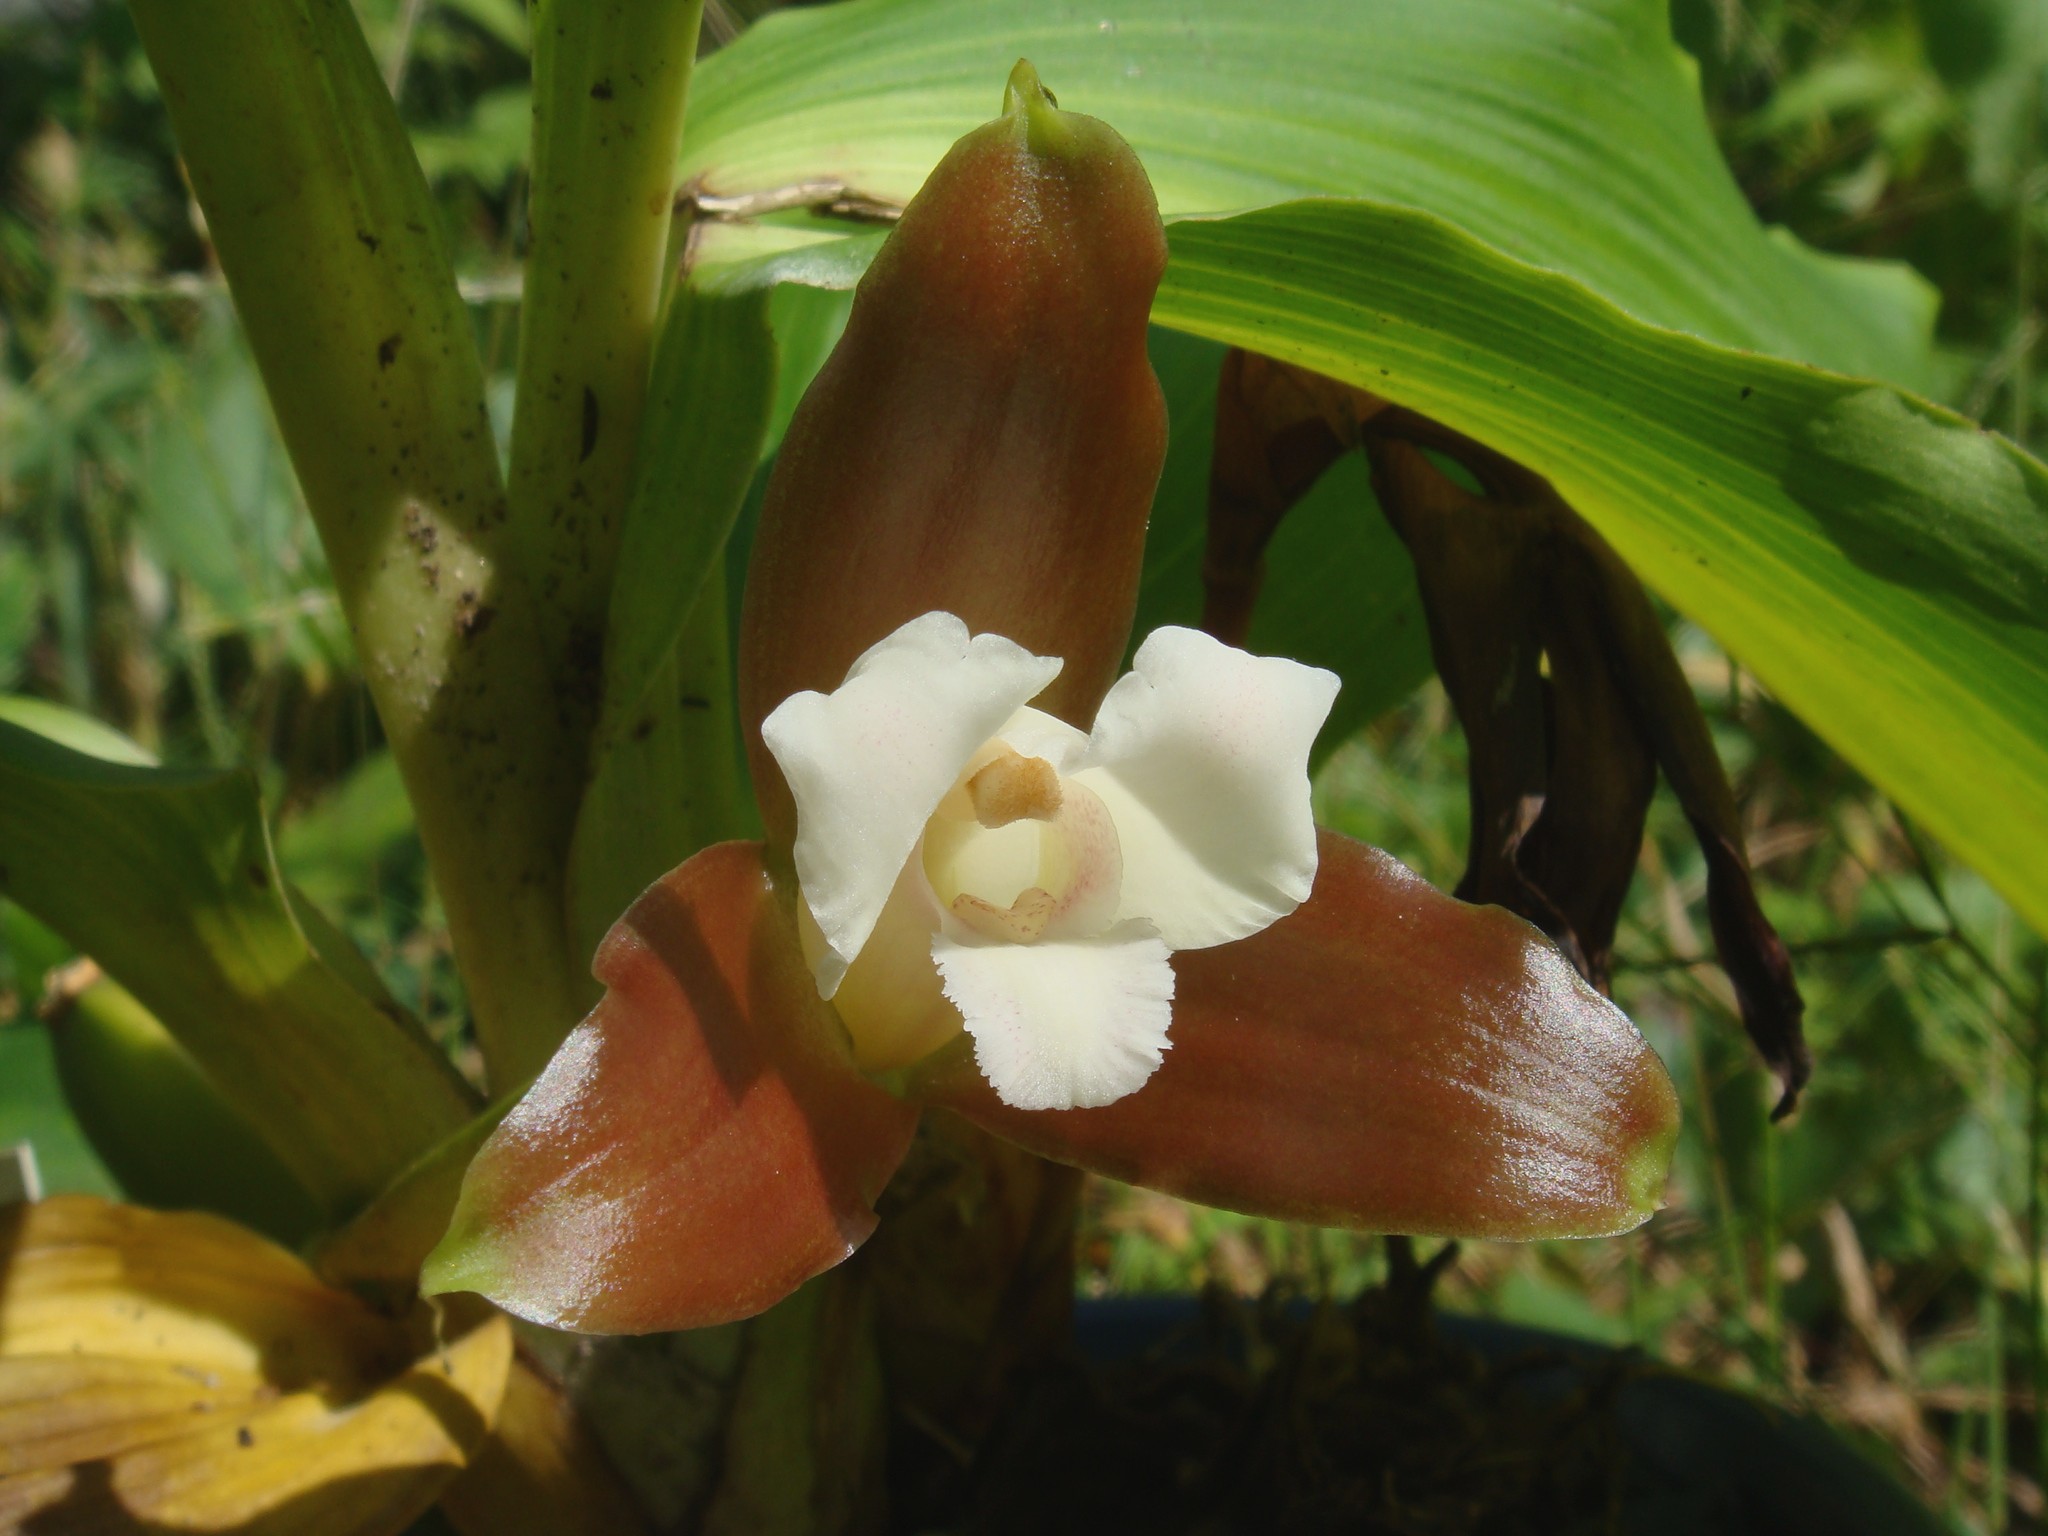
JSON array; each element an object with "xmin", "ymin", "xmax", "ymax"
[
  {"xmin": 457, "ymin": 593, "xmax": 498, "ymax": 640},
  {"xmin": 377, "ymin": 333, "xmax": 404, "ymax": 369},
  {"xmin": 356, "ymin": 229, "xmax": 380, "ymax": 254},
  {"xmin": 248, "ymin": 864, "xmax": 270, "ymax": 890},
  {"xmin": 403, "ymin": 504, "xmax": 439, "ymax": 554},
  {"xmin": 681, "ymin": 694, "xmax": 711, "ymax": 710},
  {"xmin": 590, "ymin": 78, "xmax": 614, "ymax": 100},
  {"xmin": 1739, "ymin": 385, "xmax": 1753, "ymax": 400},
  {"xmin": 580, "ymin": 387, "xmax": 599, "ymax": 462},
  {"xmin": 237, "ymin": 1426, "xmax": 254, "ymax": 1448}
]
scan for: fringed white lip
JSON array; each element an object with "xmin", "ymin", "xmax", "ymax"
[{"xmin": 763, "ymin": 613, "xmax": 1339, "ymax": 1111}]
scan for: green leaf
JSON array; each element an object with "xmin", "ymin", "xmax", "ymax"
[
  {"xmin": 681, "ymin": 0, "xmax": 1935, "ymax": 385},
  {"xmin": 567, "ymin": 280, "xmax": 776, "ymax": 959},
  {"xmin": 0, "ymin": 705, "xmax": 476, "ymax": 1218},
  {"xmin": 435, "ymin": 0, "xmax": 530, "ymax": 55},
  {"xmin": 0, "ymin": 1022, "xmax": 119, "ymax": 1201},
  {"xmin": 0, "ymin": 536, "xmax": 39, "ymax": 691},
  {"xmin": 43, "ymin": 972, "xmax": 326, "ymax": 1244},
  {"xmin": 762, "ymin": 283, "xmax": 852, "ymax": 461},
  {"xmin": 274, "ymin": 750, "xmax": 417, "ymax": 916},
  {"xmin": 1141, "ymin": 199, "xmax": 2048, "ymax": 940},
  {"xmin": 591, "ymin": 282, "xmax": 777, "ymax": 769},
  {"xmin": 132, "ymin": 319, "xmax": 346, "ymax": 672},
  {"xmin": 569, "ymin": 581, "xmax": 755, "ymax": 963},
  {"xmin": 0, "ymin": 697, "xmax": 154, "ymax": 767},
  {"xmin": 409, "ymin": 86, "xmax": 535, "ymax": 193}
]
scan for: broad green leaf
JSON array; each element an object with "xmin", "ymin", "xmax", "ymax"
[
  {"xmin": 0, "ymin": 709, "xmax": 476, "ymax": 1217},
  {"xmin": 42, "ymin": 972, "xmax": 325, "ymax": 1244},
  {"xmin": 680, "ymin": 0, "xmax": 1935, "ymax": 385},
  {"xmin": 1141, "ymin": 200, "xmax": 2048, "ymax": 940}
]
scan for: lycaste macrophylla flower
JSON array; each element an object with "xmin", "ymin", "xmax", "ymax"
[
  {"xmin": 764, "ymin": 610, "xmax": 1339, "ymax": 1111},
  {"xmin": 420, "ymin": 63, "xmax": 1681, "ymax": 1336}
]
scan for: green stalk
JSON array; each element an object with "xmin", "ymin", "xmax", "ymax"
[
  {"xmin": 1761, "ymin": 1097, "xmax": 1782, "ymax": 1383},
  {"xmin": 1681, "ymin": 1012, "xmax": 1755, "ymax": 1324},
  {"xmin": 1988, "ymin": 939, "xmax": 2011, "ymax": 1535},
  {"xmin": 505, "ymin": 0, "xmax": 708, "ymax": 719},
  {"xmin": 1988, "ymin": 1278, "xmax": 2008, "ymax": 1533},
  {"xmin": 2013, "ymin": 48, "xmax": 2037, "ymax": 450},
  {"xmin": 128, "ymin": 0, "xmax": 589, "ymax": 1085},
  {"xmin": 2032, "ymin": 952, "xmax": 2048, "ymax": 1497},
  {"xmin": 566, "ymin": 580, "xmax": 754, "ymax": 963}
]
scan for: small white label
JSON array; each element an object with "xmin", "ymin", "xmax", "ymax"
[{"xmin": 0, "ymin": 1143, "xmax": 41, "ymax": 1205}]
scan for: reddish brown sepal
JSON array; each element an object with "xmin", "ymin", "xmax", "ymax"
[
  {"xmin": 912, "ymin": 833, "xmax": 1680, "ymax": 1240},
  {"xmin": 739, "ymin": 67, "xmax": 1169, "ymax": 849},
  {"xmin": 421, "ymin": 842, "xmax": 919, "ymax": 1334}
]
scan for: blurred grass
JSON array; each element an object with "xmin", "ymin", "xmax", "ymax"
[{"xmin": 0, "ymin": 0, "xmax": 2044, "ymax": 1529}]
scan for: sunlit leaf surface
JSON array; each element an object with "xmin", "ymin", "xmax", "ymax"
[
  {"xmin": 0, "ymin": 1198, "xmax": 511, "ymax": 1535},
  {"xmin": 680, "ymin": 0, "xmax": 1935, "ymax": 384},
  {"xmin": 1150, "ymin": 202, "xmax": 2048, "ymax": 939},
  {"xmin": 0, "ymin": 706, "xmax": 476, "ymax": 1216}
]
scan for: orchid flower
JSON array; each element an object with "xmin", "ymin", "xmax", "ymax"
[
  {"xmin": 421, "ymin": 62, "xmax": 1680, "ymax": 1336},
  {"xmin": 764, "ymin": 611, "xmax": 1338, "ymax": 1112}
]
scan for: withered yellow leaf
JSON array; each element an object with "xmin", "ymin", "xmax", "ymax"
[{"xmin": 0, "ymin": 1198, "xmax": 511, "ymax": 1536}]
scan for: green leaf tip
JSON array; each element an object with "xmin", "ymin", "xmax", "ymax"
[
  {"xmin": 1621, "ymin": 1088, "xmax": 1682, "ymax": 1231},
  {"xmin": 1002, "ymin": 57, "xmax": 1075, "ymax": 157},
  {"xmin": 416, "ymin": 1206, "xmax": 499, "ymax": 1305}
]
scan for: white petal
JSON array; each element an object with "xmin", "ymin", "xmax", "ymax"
[
  {"xmin": 1072, "ymin": 626, "xmax": 1339, "ymax": 950},
  {"xmin": 991, "ymin": 704, "xmax": 1090, "ymax": 771},
  {"xmin": 933, "ymin": 921, "xmax": 1175, "ymax": 1111},
  {"xmin": 762, "ymin": 612, "xmax": 1061, "ymax": 995}
]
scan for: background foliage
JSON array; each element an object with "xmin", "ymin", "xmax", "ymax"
[{"xmin": 1, "ymin": 0, "xmax": 2045, "ymax": 1529}]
